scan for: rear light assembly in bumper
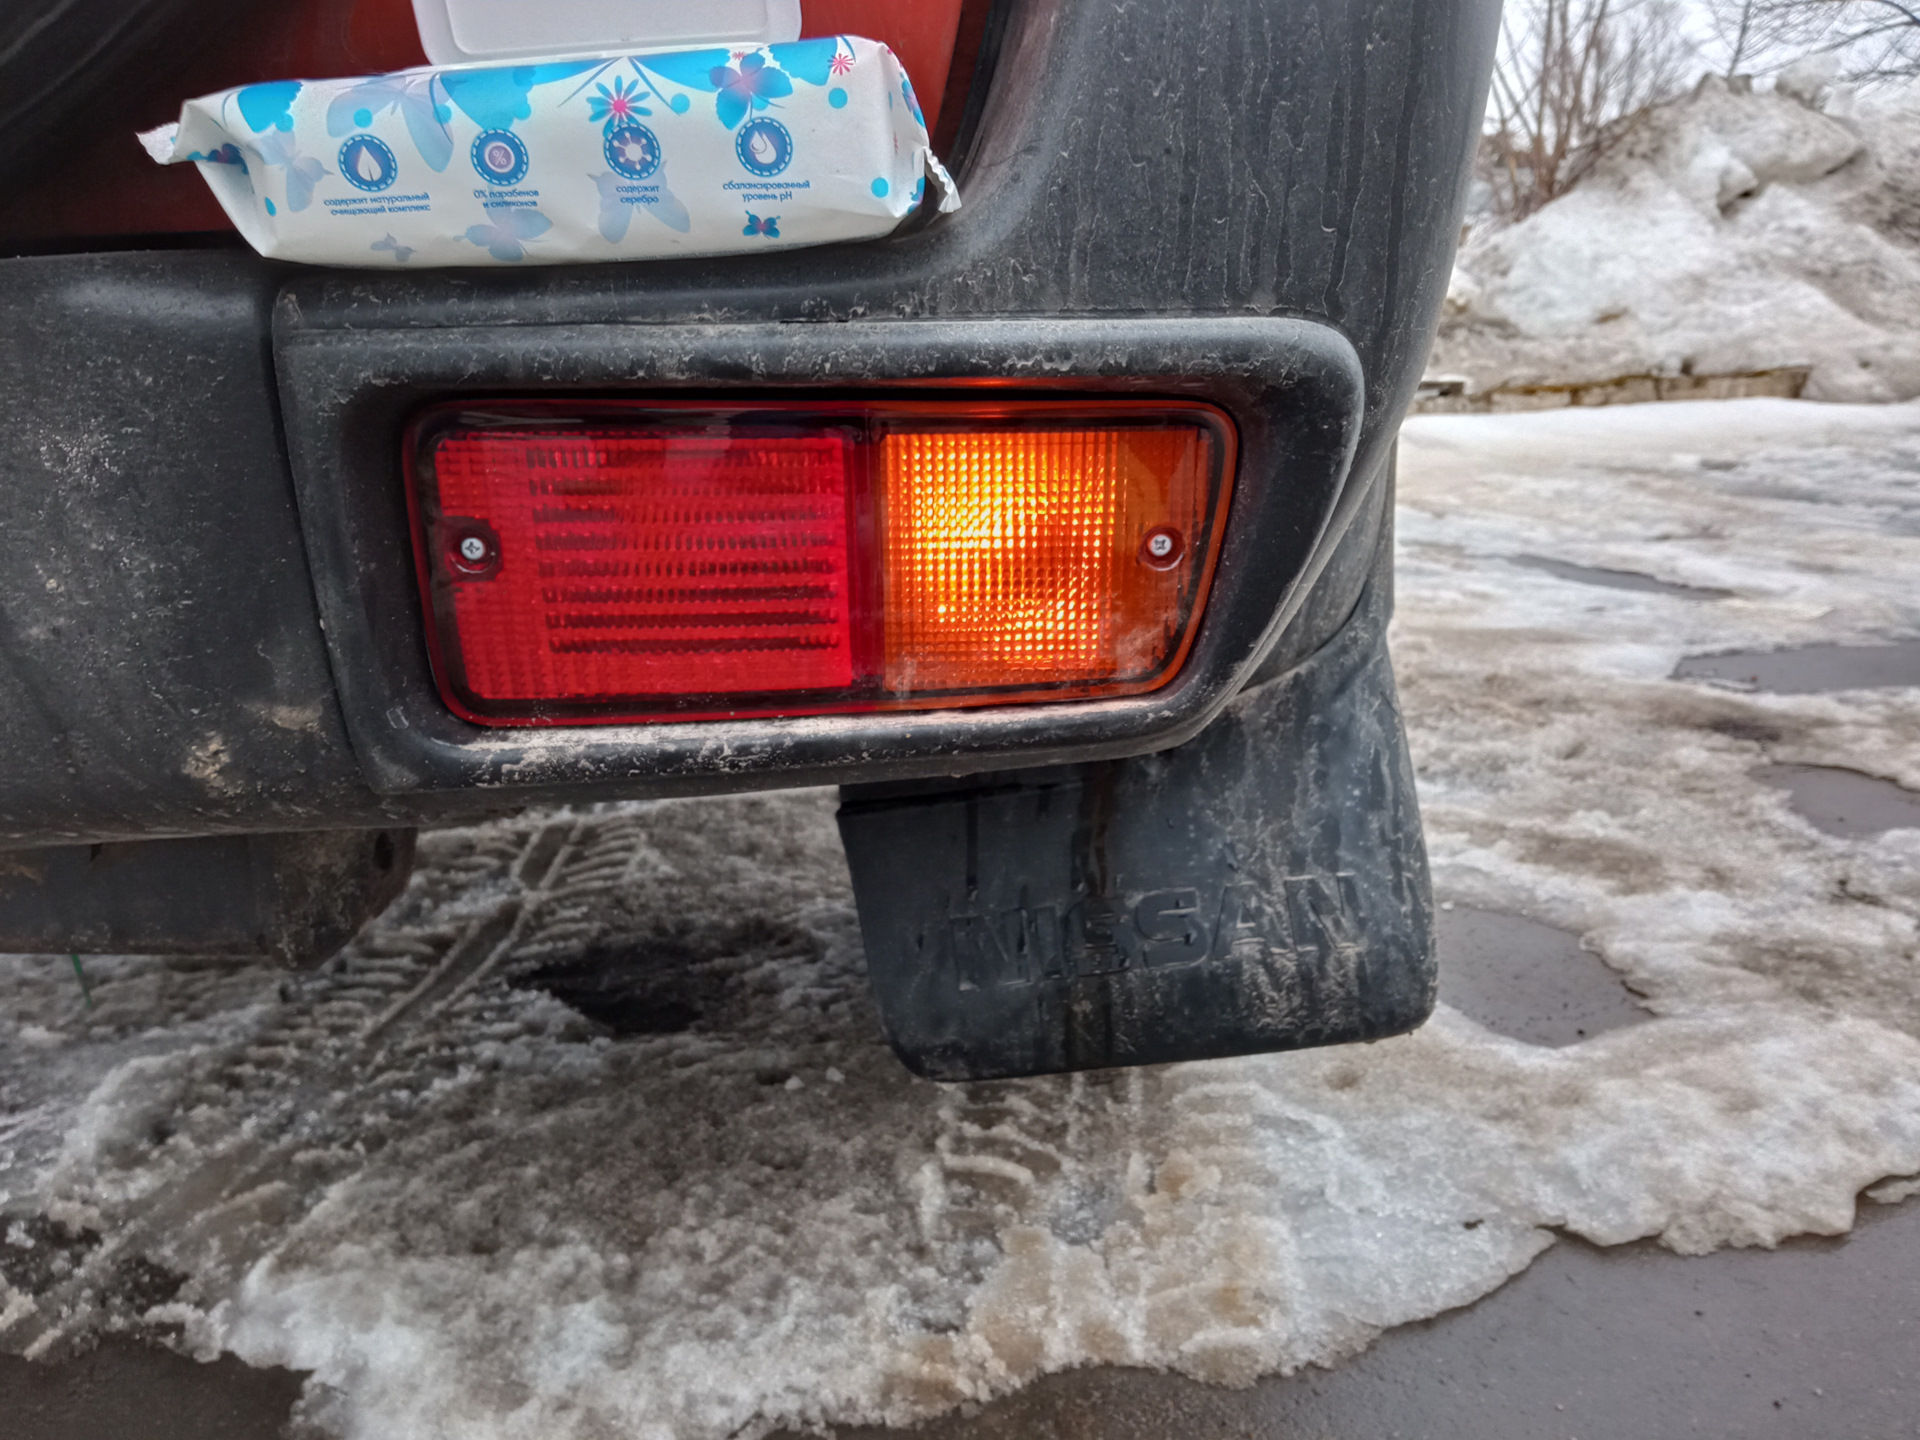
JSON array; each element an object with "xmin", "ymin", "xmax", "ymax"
[
  {"xmin": 275, "ymin": 316, "xmax": 1365, "ymax": 795},
  {"xmin": 406, "ymin": 401, "xmax": 1233, "ymax": 724}
]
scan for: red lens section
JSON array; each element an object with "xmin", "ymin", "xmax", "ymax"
[
  {"xmin": 407, "ymin": 401, "xmax": 1235, "ymax": 725},
  {"xmin": 427, "ymin": 428, "xmax": 858, "ymax": 709}
]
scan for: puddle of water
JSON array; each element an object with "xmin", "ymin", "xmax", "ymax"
[
  {"xmin": 1673, "ymin": 641, "xmax": 1920, "ymax": 693},
  {"xmin": 2, "ymin": 1338, "xmax": 302, "ymax": 1440},
  {"xmin": 517, "ymin": 921, "xmax": 821, "ymax": 1038},
  {"xmin": 1755, "ymin": 765, "xmax": 1920, "ymax": 838},
  {"xmin": 1508, "ymin": 555, "xmax": 1732, "ymax": 600},
  {"xmin": 1434, "ymin": 906, "xmax": 1648, "ymax": 1048}
]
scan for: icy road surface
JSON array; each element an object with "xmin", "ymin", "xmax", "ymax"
[{"xmin": 3, "ymin": 399, "xmax": 1919, "ymax": 1440}]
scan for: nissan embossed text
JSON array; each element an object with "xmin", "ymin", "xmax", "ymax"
[{"xmin": 138, "ymin": 35, "xmax": 957, "ymax": 267}]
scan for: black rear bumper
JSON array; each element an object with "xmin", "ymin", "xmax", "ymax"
[{"xmin": 0, "ymin": 0, "xmax": 1498, "ymax": 846}]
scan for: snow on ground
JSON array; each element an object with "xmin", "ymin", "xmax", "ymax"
[
  {"xmin": 3, "ymin": 398, "xmax": 1920, "ymax": 1438},
  {"xmin": 1437, "ymin": 79, "xmax": 1920, "ymax": 401}
]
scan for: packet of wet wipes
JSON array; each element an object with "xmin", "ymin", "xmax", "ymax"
[{"xmin": 137, "ymin": 35, "xmax": 957, "ymax": 268}]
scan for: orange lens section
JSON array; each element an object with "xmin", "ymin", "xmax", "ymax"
[{"xmin": 878, "ymin": 426, "xmax": 1221, "ymax": 695}]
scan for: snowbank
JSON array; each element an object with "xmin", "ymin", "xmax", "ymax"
[
  {"xmin": 2, "ymin": 399, "xmax": 1919, "ymax": 1438},
  {"xmin": 1437, "ymin": 79, "xmax": 1920, "ymax": 402}
]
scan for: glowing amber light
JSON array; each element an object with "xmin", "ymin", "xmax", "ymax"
[{"xmin": 878, "ymin": 426, "xmax": 1220, "ymax": 695}]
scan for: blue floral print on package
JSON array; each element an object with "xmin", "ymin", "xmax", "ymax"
[{"xmin": 137, "ymin": 36, "xmax": 957, "ymax": 268}]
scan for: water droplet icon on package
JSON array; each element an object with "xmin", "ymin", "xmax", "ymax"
[{"xmin": 338, "ymin": 135, "xmax": 396, "ymax": 192}]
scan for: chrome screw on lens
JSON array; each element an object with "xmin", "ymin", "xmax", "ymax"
[{"xmin": 1140, "ymin": 525, "xmax": 1185, "ymax": 570}]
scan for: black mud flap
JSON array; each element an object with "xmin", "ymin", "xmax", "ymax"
[{"xmin": 837, "ymin": 587, "xmax": 1433, "ymax": 1080}]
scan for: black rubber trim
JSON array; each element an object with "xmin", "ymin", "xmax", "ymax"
[{"xmin": 932, "ymin": 0, "xmax": 1017, "ymax": 180}]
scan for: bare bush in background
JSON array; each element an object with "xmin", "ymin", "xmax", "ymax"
[
  {"xmin": 1704, "ymin": 0, "xmax": 1919, "ymax": 80},
  {"xmin": 1706, "ymin": 0, "xmax": 1816, "ymax": 75},
  {"xmin": 1480, "ymin": 0, "xmax": 1691, "ymax": 220},
  {"xmin": 1843, "ymin": 0, "xmax": 1920, "ymax": 79}
]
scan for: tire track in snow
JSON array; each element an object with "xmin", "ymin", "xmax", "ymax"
[{"xmin": 1, "ymin": 814, "xmax": 603, "ymax": 1359}]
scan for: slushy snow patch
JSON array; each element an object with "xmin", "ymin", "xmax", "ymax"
[
  {"xmin": 1438, "ymin": 79, "xmax": 1920, "ymax": 401},
  {"xmin": 1, "ymin": 399, "xmax": 1918, "ymax": 1437}
]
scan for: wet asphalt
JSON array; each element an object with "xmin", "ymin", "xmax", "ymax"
[
  {"xmin": 1673, "ymin": 639, "xmax": 1920, "ymax": 695},
  {"xmin": 782, "ymin": 1194, "xmax": 1920, "ymax": 1440}
]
